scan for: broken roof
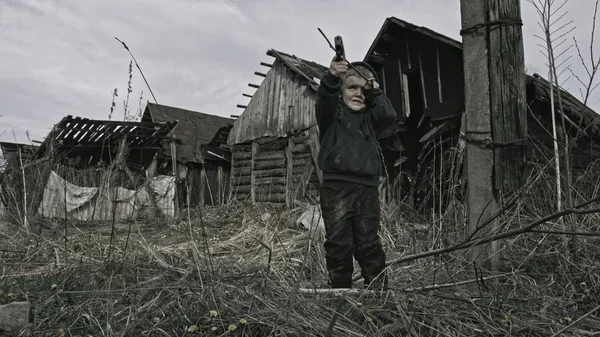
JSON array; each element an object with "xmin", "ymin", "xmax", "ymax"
[
  {"xmin": 266, "ymin": 49, "xmax": 329, "ymax": 91},
  {"xmin": 141, "ymin": 102, "xmax": 235, "ymax": 163},
  {"xmin": 364, "ymin": 17, "xmax": 462, "ymax": 62},
  {"xmin": 365, "ymin": 16, "xmax": 599, "ymax": 129},
  {"xmin": 33, "ymin": 115, "xmax": 176, "ymax": 170}
]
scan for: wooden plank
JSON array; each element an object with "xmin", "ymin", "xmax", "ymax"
[
  {"xmin": 251, "ymin": 141, "xmax": 257, "ymax": 202},
  {"xmin": 307, "ymin": 127, "xmax": 323, "ymax": 183},
  {"xmin": 254, "ymin": 151, "xmax": 286, "ymax": 161},
  {"xmin": 292, "ymin": 143, "xmax": 310, "ymax": 153},
  {"xmin": 489, "ymin": 0, "xmax": 527, "ymax": 191},
  {"xmin": 232, "ymin": 159, "xmax": 252, "ymax": 168},
  {"xmin": 233, "ymin": 151, "xmax": 253, "ymax": 160},
  {"xmin": 200, "ymin": 167, "xmax": 206, "ymax": 206},
  {"xmin": 436, "ymin": 42, "xmax": 443, "ymax": 103},
  {"xmin": 286, "ymin": 136, "xmax": 293, "ymax": 207},
  {"xmin": 255, "ymin": 168, "xmax": 286, "ymax": 178}
]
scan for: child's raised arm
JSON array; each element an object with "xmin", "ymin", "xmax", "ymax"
[{"xmin": 315, "ymin": 56, "xmax": 347, "ymax": 136}]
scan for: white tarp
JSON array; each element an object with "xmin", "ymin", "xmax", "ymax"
[
  {"xmin": 37, "ymin": 171, "xmax": 175, "ymax": 221},
  {"xmin": 297, "ymin": 205, "xmax": 325, "ymax": 232}
]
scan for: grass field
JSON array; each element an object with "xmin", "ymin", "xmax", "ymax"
[{"xmin": 1, "ymin": 194, "xmax": 600, "ymax": 336}]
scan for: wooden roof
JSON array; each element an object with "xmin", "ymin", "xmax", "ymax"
[
  {"xmin": 142, "ymin": 102, "xmax": 235, "ymax": 163},
  {"xmin": 266, "ymin": 49, "xmax": 328, "ymax": 91},
  {"xmin": 33, "ymin": 115, "xmax": 176, "ymax": 170}
]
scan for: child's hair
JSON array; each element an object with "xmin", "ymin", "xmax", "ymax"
[{"xmin": 342, "ymin": 65, "xmax": 374, "ymax": 84}]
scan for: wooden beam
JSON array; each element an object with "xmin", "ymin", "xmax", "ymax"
[
  {"xmin": 248, "ymin": 83, "xmax": 260, "ymax": 89},
  {"xmin": 237, "ymin": 105, "xmax": 247, "ymax": 109},
  {"xmin": 243, "ymin": 93, "xmax": 252, "ymax": 98},
  {"xmin": 418, "ymin": 52, "xmax": 428, "ymax": 109},
  {"xmin": 251, "ymin": 141, "xmax": 258, "ymax": 202},
  {"xmin": 405, "ymin": 30, "xmax": 412, "ymax": 69},
  {"xmin": 436, "ymin": 42, "xmax": 443, "ymax": 103},
  {"xmin": 286, "ymin": 136, "xmax": 293, "ymax": 208},
  {"xmin": 368, "ymin": 54, "xmax": 386, "ymax": 64},
  {"xmin": 230, "ymin": 115, "xmax": 240, "ymax": 118},
  {"xmin": 254, "ymin": 71, "xmax": 267, "ymax": 77},
  {"xmin": 260, "ymin": 62, "xmax": 272, "ymax": 67},
  {"xmin": 381, "ymin": 33, "xmax": 395, "ymax": 43},
  {"xmin": 459, "ymin": 0, "xmax": 526, "ymax": 271}
]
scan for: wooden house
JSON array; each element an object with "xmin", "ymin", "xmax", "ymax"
[
  {"xmin": 363, "ymin": 16, "xmax": 600, "ymax": 210},
  {"xmin": 141, "ymin": 102, "xmax": 235, "ymax": 207},
  {"xmin": 226, "ymin": 49, "xmax": 329, "ymax": 206}
]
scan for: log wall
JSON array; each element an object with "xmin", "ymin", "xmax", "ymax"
[{"xmin": 229, "ymin": 127, "xmax": 321, "ymax": 206}]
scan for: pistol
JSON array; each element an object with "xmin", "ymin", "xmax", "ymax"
[{"xmin": 334, "ymin": 35, "xmax": 345, "ymax": 61}]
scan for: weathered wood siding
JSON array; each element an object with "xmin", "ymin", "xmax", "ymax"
[
  {"xmin": 227, "ymin": 60, "xmax": 318, "ymax": 145},
  {"xmin": 229, "ymin": 128, "xmax": 320, "ymax": 206},
  {"xmin": 368, "ymin": 25, "xmax": 464, "ymax": 122}
]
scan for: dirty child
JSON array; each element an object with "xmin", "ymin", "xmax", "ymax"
[{"xmin": 315, "ymin": 54, "xmax": 398, "ymax": 289}]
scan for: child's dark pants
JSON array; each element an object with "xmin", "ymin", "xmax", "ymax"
[{"xmin": 320, "ymin": 180, "xmax": 387, "ymax": 289}]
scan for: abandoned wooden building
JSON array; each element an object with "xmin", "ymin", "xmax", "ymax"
[
  {"xmin": 141, "ymin": 102, "xmax": 235, "ymax": 207},
  {"xmin": 227, "ymin": 49, "xmax": 328, "ymax": 206},
  {"xmin": 0, "ymin": 141, "xmax": 39, "ymax": 170},
  {"xmin": 362, "ymin": 16, "xmax": 600, "ymax": 211},
  {"xmin": 0, "ymin": 115, "xmax": 178, "ymax": 221}
]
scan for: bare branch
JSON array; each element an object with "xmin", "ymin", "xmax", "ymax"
[
  {"xmin": 574, "ymin": 38, "xmax": 592, "ymax": 77},
  {"xmin": 550, "ymin": 11, "xmax": 569, "ymax": 27},
  {"xmin": 551, "ymin": 26, "xmax": 576, "ymax": 44},
  {"xmin": 555, "ymin": 54, "xmax": 572, "ymax": 71},
  {"xmin": 569, "ymin": 68, "xmax": 589, "ymax": 88},
  {"xmin": 551, "ymin": 0, "xmax": 570, "ymax": 17},
  {"xmin": 549, "ymin": 305, "xmax": 600, "ymax": 337},
  {"xmin": 381, "ymin": 198, "xmax": 600, "ymax": 269},
  {"xmin": 590, "ymin": 0, "xmax": 599, "ymax": 64}
]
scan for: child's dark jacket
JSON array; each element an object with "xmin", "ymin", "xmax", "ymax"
[{"xmin": 315, "ymin": 71, "xmax": 398, "ymax": 187}]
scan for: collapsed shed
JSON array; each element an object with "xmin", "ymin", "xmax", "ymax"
[
  {"xmin": 362, "ymin": 16, "xmax": 600, "ymax": 210},
  {"xmin": 227, "ymin": 49, "xmax": 328, "ymax": 207},
  {"xmin": 0, "ymin": 115, "xmax": 178, "ymax": 222},
  {"xmin": 141, "ymin": 102, "xmax": 235, "ymax": 207}
]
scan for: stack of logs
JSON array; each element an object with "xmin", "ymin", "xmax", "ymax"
[{"xmin": 229, "ymin": 130, "xmax": 320, "ymax": 205}]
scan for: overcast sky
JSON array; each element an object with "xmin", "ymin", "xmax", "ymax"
[{"xmin": 1, "ymin": 0, "xmax": 598, "ymax": 145}]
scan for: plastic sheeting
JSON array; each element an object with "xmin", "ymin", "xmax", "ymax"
[
  {"xmin": 296, "ymin": 204, "xmax": 325, "ymax": 232},
  {"xmin": 37, "ymin": 171, "xmax": 175, "ymax": 221}
]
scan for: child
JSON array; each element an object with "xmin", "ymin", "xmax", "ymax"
[{"xmin": 315, "ymin": 54, "xmax": 398, "ymax": 289}]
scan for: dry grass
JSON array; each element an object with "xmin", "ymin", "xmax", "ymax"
[{"xmin": 1, "ymin": 166, "xmax": 600, "ymax": 336}]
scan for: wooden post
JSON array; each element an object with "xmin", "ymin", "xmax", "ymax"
[
  {"xmin": 200, "ymin": 168, "xmax": 206, "ymax": 206},
  {"xmin": 286, "ymin": 136, "xmax": 294, "ymax": 208},
  {"xmin": 228, "ymin": 146, "xmax": 235, "ymax": 202},
  {"xmin": 218, "ymin": 165, "xmax": 223, "ymax": 205},
  {"xmin": 170, "ymin": 140, "xmax": 178, "ymax": 216},
  {"xmin": 251, "ymin": 141, "xmax": 258, "ymax": 203},
  {"xmin": 460, "ymin": 0, "xmax": 527, "ymax": 270}
]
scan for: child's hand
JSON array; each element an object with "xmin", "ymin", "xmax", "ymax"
[
  {"xmin": 329, "ymin": 56, "xmax": 348, "ymax": 77},
  {"xmin": 365, "ymin": 78, "xmax": 380, "ymax": 90}
]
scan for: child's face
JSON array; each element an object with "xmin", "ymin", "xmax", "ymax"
[{"xmin": 342, "ymin": 75, "xmax": 367, "ymax": 111}]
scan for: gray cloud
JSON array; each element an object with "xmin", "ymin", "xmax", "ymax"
[{"xmin": 1, "ymin": 0, "xmax": 598, "ymax": 147}]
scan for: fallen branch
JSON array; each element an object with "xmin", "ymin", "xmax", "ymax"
[
  {"xmin": 297, "ymin": 271, "xmax": 517, "ymax": 296},
  {"xmin": 549, "ymin": 304, "xmax": 600, "ymax": 337},
  {"xmin": 401, "ymin": 271, "xmax": 517, "ymax": 292},
  {"xmin": 351, "ymin": 196, "xmax": 600, "ymax": 282}
]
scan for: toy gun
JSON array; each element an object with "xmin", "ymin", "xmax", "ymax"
[
  {"xmin": 317, "ymin": 28, "xmax": 370, "ymax": 82},
  {"xmin": 334, "ymin": 35, "xmax": 345, "ymax": 61}
]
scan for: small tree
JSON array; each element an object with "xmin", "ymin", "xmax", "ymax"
[{"xmin": 529, "ymin": 0, "xmax": 600, "ymax": 258}]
